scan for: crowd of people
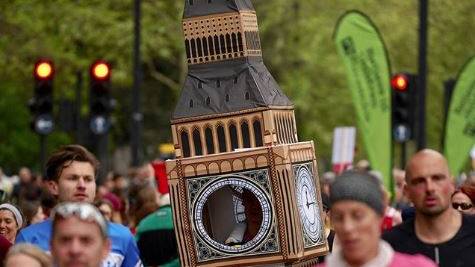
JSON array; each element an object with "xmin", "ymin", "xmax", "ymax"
[
  {"xmin": 0, "ymin": 144, "xmax": 474, "ymax": 267},
  {"xmin": 318, "ymin": 149, "xmax": 475, "ymax": 267},
  {"xmin": 0, "ymin": 145, "xmax": 178, "ymax": 267}
]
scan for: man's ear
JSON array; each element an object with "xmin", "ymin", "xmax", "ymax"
[{"xmin": 47, "ymin": 180, "xmax": 59, "ymax": 196}]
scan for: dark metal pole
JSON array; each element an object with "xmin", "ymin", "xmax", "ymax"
[
  {"xmin": 131, "ymin": 0, "xmax": 143, "ymax": 166},
  {"xmin": 401, "ymin": 142, "xmax": 407, "ymax": 168},
  {"xmin": 417, "ymin": 0, "xmax": 428, "ymax": 150},
  {"xmin": 97, "ymin": 133, "xmax": 108, "ymax": 185},
  {"xmin": 441, "ymin": 79, "xmax": 456, "ymax": 150},
  {"xmin": 40, "ymin": 135, "xmax": 46, "ymax": 175},
  {"xmin": 75, "ymin": 71, "xmax": 83, "ymax": 143}
]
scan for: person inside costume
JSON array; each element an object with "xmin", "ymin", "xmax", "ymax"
[{"xmin": 225, "ymin": 188, "xmax": 262, "ymax": 246}]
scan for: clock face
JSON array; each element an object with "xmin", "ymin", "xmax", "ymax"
[
  {"xmin": 294, "ymin": 163, "xmax": 323, "ymax": 246},
  {"xmin": 189, "ymin": 171, "xmax": 277, "ymax": 258}
]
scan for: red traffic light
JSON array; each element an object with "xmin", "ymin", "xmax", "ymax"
[
  {"xmin": 34, "ymin": 59, "xmax": 54, "ymax": 80},
  {"xmin": 391, "ymin": 74, "xmax": 409, "ymax": 91},
  {"xmin": 91, "ymin": 60, "xmax": 111, "ymax": 80}
]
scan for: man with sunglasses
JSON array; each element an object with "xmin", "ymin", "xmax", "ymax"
[
  {"xmin": 383, "ymin": 149, "xmax": 475, "ymax": 267},
  {"xmin": 16, "ymin": 145, "xmax": 142, "ymax": 267},
  {"xmin": 51, "ymin": 202, "xmax": 111, "ymax": 267}
]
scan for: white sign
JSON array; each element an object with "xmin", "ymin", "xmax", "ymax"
[{"xmin": 332, "ymin": 127, "xmax": 356, "ymax": 174}]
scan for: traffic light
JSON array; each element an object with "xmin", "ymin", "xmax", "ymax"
[
  {"xmin": 391, "ymin": 73, "xmax": 417, "ymax": 142},
  {"xmin": 89, "ymin": 60, "xmax": 113, "ymax": 135},
  {"xmin": 30, "ymin": 59, "xmax": 55, "ymax": 135}
]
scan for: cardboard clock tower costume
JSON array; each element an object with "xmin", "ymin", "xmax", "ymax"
[{"xmin": 166, "ymin": 0, "xmax": 328, "ymax": 266}]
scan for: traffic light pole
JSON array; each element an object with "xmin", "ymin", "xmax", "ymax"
[
  {"xmin": 441, "ymin": 79, "xmax": 456, "ymax": 149},
  {"xmin": 96, "ymin": 133, "xmax": 108, "ymax": 185},
  {"xmin": 40, "ymin": 134, "xmax": 46, "ymax": 175},
  {"xmin": 75, "ymin": 71, "xmax": 83, "ymax": 143},
  {"xmin": 31, "ymin": 59, "xmax": 55, "ymax": 174},
  {"xmin": 131, "ymin": 0, "xmax": 143, "ymax": 167},
  {"xmin": 400, "ymin": 142, "xmax": 407, "ymax": 168},
  {"xmin": 416, "ymin": 0, "xmax": 428, "ymax": 150}
]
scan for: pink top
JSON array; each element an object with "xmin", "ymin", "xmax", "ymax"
[
  {"xmin": 389, "ymin": 253, "xmax": 437, "ymax": 267},
  {"xmin": 317, "ymin": 252, "xmax": 436, "ymax": 267}
]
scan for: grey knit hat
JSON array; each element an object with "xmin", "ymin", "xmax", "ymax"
[{"xmin": 330, "ymin": 171, "xmax": 384, "ymax": 215}]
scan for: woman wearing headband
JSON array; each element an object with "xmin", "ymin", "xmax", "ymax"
[{"xmin": 0, "ymin": 203, "xmax": 24, "ymax": 243}]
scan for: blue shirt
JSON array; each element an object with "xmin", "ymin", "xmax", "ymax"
[{"xmin": 17, "ymin": 219, "xmax": 143, "ymax": 267}]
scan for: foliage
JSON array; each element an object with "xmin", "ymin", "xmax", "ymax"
[{"xmin": 0, "ymin": 0, "xmax": 474, "ymax": 173}]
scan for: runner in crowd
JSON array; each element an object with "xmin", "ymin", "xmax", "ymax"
[
  {"xmin": 383, "ymin": 149, "xmax": 475, "ymax": 267},
  {"xmin": 15, "ymin": 144, "xmax": 142, "ymax": 267},
  {"xmin": 318, "ymin": 171, "xmax": 435, "ymax": 267}
]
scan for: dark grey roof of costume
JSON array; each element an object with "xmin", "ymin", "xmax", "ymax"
[
  {"xmin": 172, "ymin": 58, "xmax": 292, "ymax": 119},
  {"xmin": 183, "ymin": 0, "xmax": 254, "ymax": 18}
]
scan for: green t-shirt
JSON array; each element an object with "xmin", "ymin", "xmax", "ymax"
[{"xmin": 136, "ymin": 206, "xmax": 179, "ymax": 267}]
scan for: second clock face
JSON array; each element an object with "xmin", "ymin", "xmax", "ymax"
[{"xmin": 295, "ymin": 163, "xmax": 322, "ymax": 246}]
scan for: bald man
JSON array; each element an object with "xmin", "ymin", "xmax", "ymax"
[{"xmin": 383, "ymin": 149, "xmax": 475, "ymax": 267}]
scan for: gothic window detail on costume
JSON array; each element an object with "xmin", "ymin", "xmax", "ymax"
[
  {"xmin": 181, "ymin": 130, "xmax": 191, "ymax": 158},
  {"xmin": 241, "ymin": 121, "xmax": 251, "ymax": 148},
  {"xmin": 229, "ymin": 123, "xmax": 239, "ymax": 150},
  {"xmin": 253, "ymin": 120, "xmax": 263, "ymax": 147},
  {"xmin": 192, "ymin": 128, "xmax": 202, "ymax": 156},
  {"xmin": 205, "ymin": 127, "xmax": 214, "ymax": 155},
  {"xmin": 217, "ymin": 124, "xmax": 226, "ymax": 153}
]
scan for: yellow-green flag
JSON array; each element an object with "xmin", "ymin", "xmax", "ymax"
[
  {"xmin": 444, "ymin": 57, "xmax": 475, "ymax": 175},
  {"xmin": 334, "ymin": 11, "xmax": 392, "ymax": 191}
]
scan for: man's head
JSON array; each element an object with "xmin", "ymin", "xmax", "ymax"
[
  {"xmin": 45, "ymin": 145, "xmax": 99, "ymax": 203},
  {"xmin": 329, "ymin": 172, "xmax": 384, "ymax": 266},
  {"xmin": 51, "ymin": 202, "xmax": 110, "ymax": 267},
  {"xmin": 393, "ymin": 168, "xmax": 408, "ymax": 205},
  {"xmin": 404, "ymin": 149, "xmax": 454, "ymax": 217},
  {"xmin": 18, "ymin": 167, "xmax": 32, "ymax": 184}
]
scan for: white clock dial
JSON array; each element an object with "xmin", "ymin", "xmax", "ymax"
[{"xmin": 295, "ymin": 164, "xmax": 321, "ymax": 244}]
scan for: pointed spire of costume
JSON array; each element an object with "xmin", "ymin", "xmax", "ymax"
[{"xmin": 174, "ymin": 0, "xmax": 291, "ymax": 119}]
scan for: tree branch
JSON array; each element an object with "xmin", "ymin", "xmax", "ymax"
[{"xmin": 145, "ymin": 59, "xmax": 180, "ymax": 90}]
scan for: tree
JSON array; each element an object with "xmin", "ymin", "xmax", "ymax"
[{"xmin": 1, "ymin": 0, "xmax": 475, "ymax": 173}]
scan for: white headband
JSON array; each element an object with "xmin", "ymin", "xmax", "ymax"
[{"xmin": 0, "ymin": 203, "xmax": 23, "ymax": 228}]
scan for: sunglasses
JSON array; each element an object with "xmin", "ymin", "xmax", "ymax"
[
  {"xmin": 452, "ymin": 202, "xmax": 473, "ymax": 211},
  {"xmin": 52, "ymin": 202, "xmax": 108, "ymax": 237}
]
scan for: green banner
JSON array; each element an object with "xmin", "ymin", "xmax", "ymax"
[
  {"xmin": 334, "ymin": 11, "xmax": 392, "ymax": 191},
  {"xmin": 444, "ymin": 57, "xmax": 475, "ymax": 175}
]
